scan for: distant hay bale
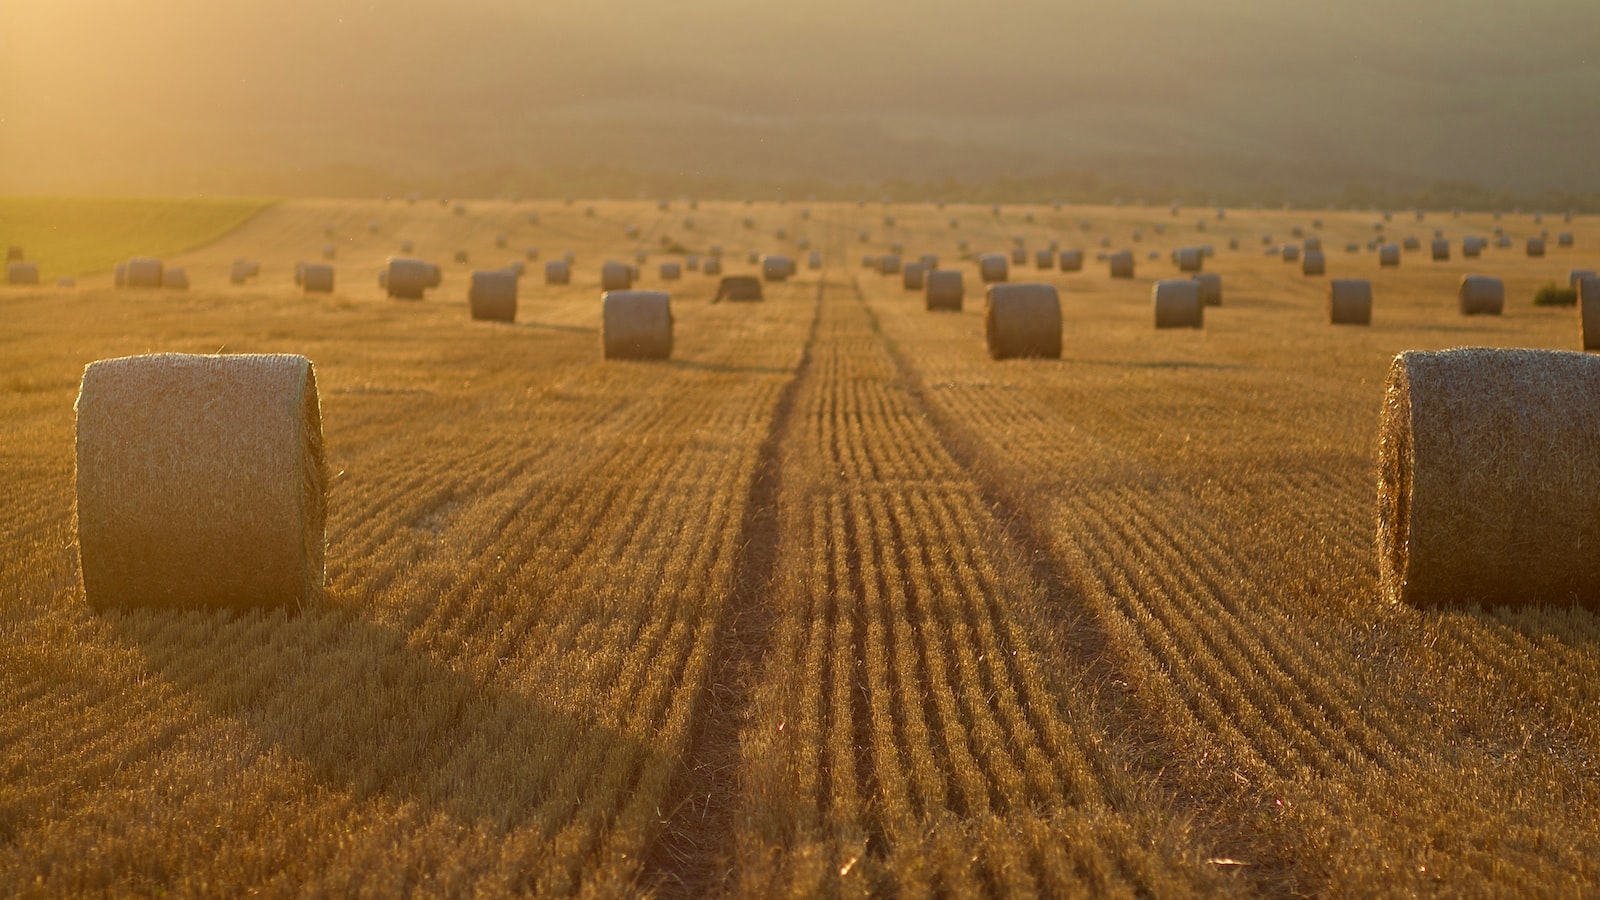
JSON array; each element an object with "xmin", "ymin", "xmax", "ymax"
[
  {"xmin": 300, "ymin": 264, "xmax": 335, "ymax": 294},
  {"xmin": 125, "ymin": 258, "xmax": 164, "ymax": 289},
  {"xmin": 1193, "ymin": 272, "xmax": 1222, "ymax": 307},
  {"xmin": 454, "ymin": 250, "xmax": 470, "ymax": 264},
  {"xmin": 1377, "ymin": 347, "xmax": 1600, "ymax": 607},
  {"xmin": 1153, "ymin": 280, "xmax": 1203, "ymax": 329},
  {"xmin": 602, "ymin": 261, "xmax": 634, "ymax": 291},
  {"xmin": 1528, "ymin": 237, "xmax": 1547, "ymax": 257},
  {"xmin": 507, "ymin": 260, "xmax": 526, "ymax": 277},
  {"xmin": 602, "ymin": 291, "xmax": 672, "ymax": 360},
  {"xmin": 74, "ymin": 353, "xmax": 325, "ymax": 609},
  {"xmin": 1559, "ymin": 232, "xmax": 1575, "ymax": 248},
  {"xmin": 542, "ymin": 259, "xmax": 572, "ymax": 285},
  {"xmin": 1329, "ymin": 279, "xmax": 1373, "ymax": 325},
  {"xmin": 1304, "ymin": 236, "xmax": 1322, "ymax": 252},
  {"xmin": 322, "ymin": 243, "xmax": 337, "ymax": 260},
  {"xmin": 229, "ymin": 259, "xmax": 260, "ymax": 284},
  {"xmin": 1010, "ymin": 247, "xmax": 1027, "ymax": 266},
  {"xmin": 660, "ymin": 262, "xmax": 682, "ymax": 281},
  {"xmin": 1108, "ymin": 250, "xmax": 1134, "ymax": 278},
  {"xmin": 1459, "ymin": 275, "xmax": 1505, "ymax": 315},
  {"xmin": 745, "ymin": 251, "xmax": 760, "ymax": 265},
  {"xmin": 985, "ymin": 283, "xmax": 1061, "ymax": 359},
  {"xmin": 1346, "ymin": 242, "xmax": 1360, "ymax": 253},
  {"xmin": 495, "ymin": 233, "xmax": 509, "ymax": 248},
  {"xmin": 715, "ymin": 275, "xmax": 763, "ymax": 302},
  {"xmin": 294, "ymin": 262, "xmax": 306, "ymax": 287},
  {"xmin": 879, "ymin": 254, "xmax": 903, "ymax": 276},
  {"xmin": 1282, "ymin": 245, "xmax": 1301, "ymax": 263},
  {"xmin": 1059, "ymin": 250, "xmax": 1084, "ymax": 272},
  {"xmin": 1463, "ymin": 237, "xmax": 1485, "ymax": 258},
  {"xmin": 1034, "ymin": 249, "xmax": 1054, "ymax": 270},
  {"xmin": 1430, "ymin": 239, "xmax": 1449, "ymax": 261},
  {"xmin": 686, "ymin": 254, "xmax": 700, "ymax": 271},
  {"xmin": 6, "ymin": 246, "xmax": 23, "ymax": 261},
  {"xmin": 163, "ymin": 268, "xmax": 189, "ymax": 290},
  {"xmin": 7, "ymin": 262, "xmax": 40, "ymax": 285},
  {"xmin": 703, "ymin": 257, "xmax": 723, "ymax": 276},
  {"xmin": 920, "ymin": 253, "xmax": 940, "ymax": 270},
  {"xmin": 1302, "ymin": 250, "xmax": 1326, "ymax": 276},
  {"xmin": 1571, "ymin": 269, "xmax": 1597, "ymax": 288},
  {"xmin": 469, "ymin": 270, "xmax": 518, "ymax": 322},
  {"xmin": 626, "ymin": 225, "xmax": 640, "ymax": 239},
  {"xmin": 1379, "ymin": 244, "xmax": 1401, "ymax": 267},
  {"xmin": 387, "ymin": 257, "xmax": 436, "ymax": 299},
  {"xmin": 925, "ymin": 270, "xmax": 964, "ymax": 311},
  {"xmin": 1496, "ymin": 235, "xmax": 1513, "ymax": 249},
  {"xmin": 902, "ymin": 262, "xmax": 927, "ymax": 290},
  {"xmin": 762, "ymin": 255, "xmax": 795, "ymax": 282},
  {"xmin": 1581, "ymin": 278, "xmax": 1600, "ymax": 349},
  {"xmin": 978, "ymin": 253, "xmax": 1009, "ymax": 283},
  {"xmin": 1176, "ymin": 247, "xmax": 1203, "ymax": 273},
  {"xmin": 453, "ymin": 202, "xmax": 466, "ymax": 216},
  {"xmin": 528, "ymin": 212, "xmax": 541, "ymax": 226},
  {"xmin": 525, "ymin": 247, "xmax": 540, "ymax": 261}
]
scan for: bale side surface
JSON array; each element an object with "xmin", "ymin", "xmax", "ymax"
[
  {"xmin": 301, "ymin": 264, "xmax": 334, "ymax": 294},
  {"xmin": 470, "ymin": 270, "xmax": 518, "ymax": 322},
  {"xmin": 386, "ymin": 258, "xmax": 432, "ymax": 299},
  {"xmin": 75, "ymin": 353, "xmax": 326, "ymax": 609},
  {"xmin": 602, "ymin": 291, "xmax": 672, "ymax": 359},
  {"xmin": 1109, "ymin": 251, "xmax": 1134, "ymax": 278},
  {"xmin": 1581, "ymin": 277, "xmax": 1600, "ymax": 350},
  {"xmin": 1459, "ymin": 276, "xmax": 1505, "ymax": 315},
  {"xmin": 1377, "ymin": 348, "xmax": 1600, "ymax": 607},
  {"xmin": 985, "ymin": 284, "xmax": 1061, "ymax": 359},
  {"xmin": 925, "ymin": 270, "xmax": 964, "ymax": 311},
  {"xmin": 1193, "ymin": 272, "xmax": 1223, "ymax": 307},
  {"xmin": 601, "ymin": 262, "xmax": 633, "ymax": 291},
  {"xmin": 1153, "ymin": 280, "xmax": 1203, "ymax": 328},
  {"xmin": 979, "ymin": 254, "xmax": 1009, "ymax": 283},
  {"xmin": 125, "ymin": 258, "xmax": 164, "ymax": 289},
  {"xmin": 1329, "ymin": 279, "xmax": 1373, "ymax": 325}
]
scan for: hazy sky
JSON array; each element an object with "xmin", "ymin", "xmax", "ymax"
[{"xmin": 3, "ymin": 0, "xmax": 1597, "ymax": 195}]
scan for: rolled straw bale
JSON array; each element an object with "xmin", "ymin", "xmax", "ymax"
[
  {"xmin": 1193, "ymin": 272, "xmax": 1222, "ymax": 307},
  {"xmin": 1108, "ymin": 250, "xmax": 1134, "ymax": 279},
  {"xmin": 74, "ymin": 353, "xmax": 325, "ymax": 609},
  {"xmin": 1329, "ymin": 279, "xmax": 1372, "ymax": 325},
  {"xmin": 115, "ymin": 263, "xmax": 127, "ymax": 288},
  {"xmin": 229, "ymin": 259, "xmax": 260, "ymax": 284},
  {"xmin": 1571, "ymin": 269, "xmax": 1597, "ymax": 288},
  {"xmin": 427, "ymin": 263, "xmax": 442, "ymax": 288},
  {"xmin": 1304, "ymin": 236, "xmax": 1322, "ymax": 252},
  {"xmin": 978, "ymin": 253, "xmax": 1009, "ymax": 283},
  {"xmin": 602, "ymin": 290, "xmax": 672, "ymax": 360},
  {"xmin": 1459, "ymin": 275, "xmax": 1505, "ymax": 315},
  {"xmin": 686, "ymin": 255, "xmax": 700, "ymax": 271},
  {"xmin": 400, "ymin": 239, "xmax": 414, "ymax": 253},
  {"xmin": 469, "ymin": 270, "xmax": 517, "ymax": 322},
  {"xmin": 300, "ymin": 264, "xmax": 334, "ymax": 294},
  {"xmin": 602, "ymin": 261, "xmax": 634, "ymax": 291},
  {"xmin": 57, "ymin": 277, "xmax": 76, "ymax": 288},
  {"xmin": 1581, "ymin": 277, "xmax": 1600, "ymax": 350},
  {"xmin": 1528, "ymin": 237, "xmax": 1546, "ymax": 257},
  {"xmin": 1346, "ymin": 242, "xmax": 1360, "ymax": 253},
  {"xmin": 715, "ymin": 276, "xmax": 763, "ymax": 302},
  {"xmin": 1034, "ymin": 249, "xmax": 1055, "ymax": 270},
  {"xmin": 763, "ymin": 255, "xmax": 795, "ymax": 282},
  {"xmin": 1430, "ymin": 239, "xmax": 1449, "ymax": 261},
  {"xmin": 1379, "ymin": 244, "xmax": 1401, "ymax": 267},
  {"xmin": 925, "ymin": 270, "xmax": 964, "ymax": 311},
  {"xmin": 1059, "ymin": 250, "xmax": 1084, "ymax": 271},
  {"xmin": 1176, "ymin": 247, "xmax": 1203, "ymax": 273},
  {"xmin": 903, "ymin": 262, "xmax": 926, "ymax": 290},
  {"xmin": 985, "ymin": 283, "xmax": 1061, "ymax": 359},
  {"xmin": 125, "ymin": 258, "xmax": 164, "ymax": 289},
  {"xmin": 543, "ymin": 259, "xmax": 572, "ymax": 285},
  {"xmin": 879, "ymin": 254, "xmax": 903, "ymax": 276},
  {"xmin": 1559, "ymin": 233, "xmax": 1575, "ymax": 248},
  {"xmin": 1463, "ymin": 237, "xmax": 1484, "ymax": 258},
  {"xmin": 629, "ymin": 263, "xmax": 641, "ymax": 281},
  {"xmin": 703, "ymin": 257, "xmax": 723, "ymax": 276},
  {"xmin": 1148, "ymin": 251, "xmax": 1161, "ymax": 261},
  {"xmin": 1302, "ymin": 250, "xmax": 1326, "ymax": 276},
  {"xmin": 5, "ymin": 246, "xmax": 22, "ymax": 261},
  {"xmin": 920, "ymin": 253, "xmax": 940, "ymax": 270},
  {"xmin": 626, "ymin": 225, "xmax": 640, "ymax": 239},
  {"xmin": 1376, "ymin": 348, "xmax": 1600, "ymax": 607},
  {"xmin": 1496, "ymin": 235, "xmax": 1513, "ymax": 249},
  {"xmin": 8, "ymin": 262, "xmax": 40, "ymax": 285},
  {"xmin": 1010, "ymin": 247, "xmax": 1028, "ymax": 266},
  {"xmin": 660, "ymin": 262, "xmax": 682, "ymax": 281},
  {"xmin": 163, "ymin": 269, "xmax": 189, "ymax": 290},
  {"xmin": 958, "ymin": 239, "xmax": 970, "ymax": 252},
  {"xmin": 796, "ymin": 237, "xmax": 810, "ymax": 251},
  {"xmin": 1153, "ymin": 280, "xmax": 1203, "ymax": 329},
  {"xmin": 386, "ymin": 257, "xmax": 436, "ymax": 299},
  {"xmin": 1282, "ymin": 245, "xmax": 1301, "ymax": 263}
]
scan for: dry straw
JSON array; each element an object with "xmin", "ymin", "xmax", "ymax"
[
  {"xmin": 1527, "ymin": 237, "xmax": 1547, "ymax": 257},
  {"xmin": 1431, "ymin": 239, "xmax": 1450, "ymax": 261},
  {"xmin": 470, "ymin": 270, "xmax": 518, "ymax": 322},
  {"xmin": 925, "ymin": 269, "xmax": 964, "ymax": 311},
  {"xmin": 1153, "ymin": 280, "xmax": 1203, "ymax": 328},
  {"xmin": 660, "ymin": 262, "xmax": 682, "ymax": 281},
  {"xmin": 1176, "ymin": 247, "xmax": 1203, "ymax": 273},
  {"xmin": 75, "ymin": 353, "xmax": 326, "ymax": 609},
  {"xmin": 1059, "ymin": 250, "xmax": 1084, "ymax": 272},
  {"xmin": 878, "ymin": 254, "xmax": 903, "ymax": 276},
  {"xmin": 1377, "ymin": 348, "xmax": 1600, "ymax": 607},
  {"xmin": 902, "ymin": 262, "xmax": 926, "ymax": 291},
  {"xmin": 1459, "ymin": 275, "xmax": 1504, "ymax": 315},
  {"xmin": 163, "ymin": 268, "xmax": 190, "ymax": 290},
  {"xmin": 1330, "ymin": 279, "xmax": 1373, "ymax": 325},
  {"xmin": 1034, "ymin": 249, "xmax": 1055, "ymax": 270},
  {"xmin": 985, "ymin": 283, "xmax": 1061, "ymax": 359},
  {"xmin": 602, "ymin": 291, "xmax": 672, "ymax": 359},
  {"xmin": 1379, "ymin": 244, "xmax": 1400, "ymax": 267}
]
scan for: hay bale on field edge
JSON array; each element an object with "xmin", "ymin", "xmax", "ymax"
[
  {"xmin": 1377, "ymin": 348, "xmax": 1600, "ymax": 607},
  {"xmin": 602, "ymin": 291, "xmax": 672, "ymax": 359},
  {"xmin": 1330, "ymin": 279, "xmax": 1373, "ymax": 325},
  {"xmin": 985, "ymin": 283, "xmax": 1061, "ymax": 359},
  {"xmin": 75, "ymin": 353, "xmax": 325, "ymax": 609},
  {"xmin": 469, "ymin": 270, "xmax": 518, "ymax": 322},
  {"xmin": 1459, "ymin": 275, "xmax": 1505, "ymax": 315},
  {"xmin": 926, "ymin": 270, "xmax": 963, "ymax": 311}
]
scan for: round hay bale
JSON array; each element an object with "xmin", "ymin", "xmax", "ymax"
[
  {"xmin": 1059, "ymin": 249, "xmax": 1084, "ymax": 272},
  {"xmin": 715, "ymin": 275, "xmax": 763, "ymax": 302},
  {"xmin": 985, "ymin": 283, "xmax": 1061, "ymax": 359},
  {"xmin": 229, "ymin": 259, "xmax": 260, "ymax": 285},
  {"xmin": 1496, "ymin": 234, "xmax": 1513, "ymax": 248},
  {"xmin": 703, "ymin": 257, "xmax": 723, "ymax": 276},
  {"xmin": 386, "ymin": 257, "xmax": 436, "ymax": 299},
  {"xmin": 300, "ymin": 264, "xmax": 335, "ymax": 294},
  {"xmin": 763, "ymin": 255, "xmax": 795, "ymax": 282},
  {"xmin": 74, "ymin": 353, "xmax": 325, "ymax": 609},
  {"xmin": 1571, "ymin": 269, "xmax": 1597, "ymax": 289},
  {"xmin": 1010, "ymin": 247, "xmax": 1028, "ymax": 266},
  {"xmin": 399, "ymin": 239, "xmax": 414, "ymax": 254},
  {"xmin": 1379, "ymin": 244, "xmax": 1401, "ymax": 267},
  {"xmin": 1430, "ymin": 239, "xmax": 1450, "ymax": 261},
  {"xmin": 1108, "ymin": 250, "xmax": 1134, "ymax": 279},
  {"xmin": 427, "ymin": 263, "xmax": 442, "ymax": 288},
  {"xmin": 1581, "ymin": 277, "xmax": 1600, "ymax": 350},
  {"xmin": 1193, "ymin": 272, "xmax": 1222, "ymax": 307},
  {"xmin": 544, "ymin": 259, "xmax": 572, "ymax": 286},
  {"xmin": 1377, "ymin": 348, "xmax": 1600, "ymax": 607},
  {"xmin": 1302, "ymin": 250, "xmax": 1326, "ymax": 276},
  {"xmin": 602, "ymin": 291, "xmax": 672, "ymax": 360},
  {"xmin": 1462, "ymin": 237, "xmax": 1485, "ymax": 258},
  {"xmin": 1034, "ymin": 249, "xmax": 1055, "ymax": 270},
  {"xmin": 920, "ymin": 253, "xmax": 940, "ymax": 270},
  {"xmin": 163, "ymin": 268, "xmax": 189, "ymax": 290},
  {"xmin": 322, "ymin": 243, "xmax": 337, "ymax": 261},
  {"xmin": 1459, "ymin": 275, "xmax": 1505, "ymax": 315},
  {"xmin": 1153, "ymin": 280, "xmax": 1203, "ymax": 329},
  {"xmin": 1528, "ymin": 237, "xmax": 1547, "ymax": 257},
  {"xmin": 6, "ymin": 246, "xmax": 23, "ymax": 261},
  {"xmin": 1329, "ymin": 279, "xmax": 1372, "ymax": 325},
  {"xmin": 903, "ymin": 262, "xmax": 927, "ymax": 291},
  {"xmin": 1304, "ymin": 236, "xmax": 1323, "ymax": 252},
  {"xmin": 1176, "ymin": 247, "xmax": 1203, "ymax": 273},
  {"xmin": 1282, "ymin": 245, "xmax": 1302, "ymax": 263},
  {"xmin": 507, "ymin": 260, "xmax": 526, "ymax": 277},
  {"xmin": 1559, "ymin": 232, "xmax": 1575, "ymax": 248},
  {"xmin": 7, "ymin": 262, "xmax": 40, "ymax": 285},
  {"xmin": 878, "ymin": 254, "xmax": 903, "ymax": 277},
  {"xmin": 469, "ymin": 270, "xmax": 518, "ymax": 322},
  {"xmin": 660, "ymin": 262, "xmax": 682, "ymax": 281},
  {"xmin": 686, "ymin": 255, "xmax": 700, "ymax": 272},
  {"xmin": 925, "ymin": 270, "xmax": 964, "ymax": 311},
  {"xmin": 125, "ymin": 258, "xmax": 164, "ymax": 289},
  {"xmin": 978, "ymin": 253, "xmax": 1009, "ymax": 284},
  {"xmin": 602, "ymin": 261, "xmax": 634, "ymax": 291}
]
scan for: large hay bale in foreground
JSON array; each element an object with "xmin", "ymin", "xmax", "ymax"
[
  {"xmin": 1580, "ymin": 277, "xmax": 1600, "ymax": 350},
  {"xmin": 978, "ymin": 253, "xmax": 1009, "ymax": 283},
  {"xmin": 985, "ymin": 283, "xmax": 1060, "ymax": 359},
  {"xmin": 1108, "ymin": 250, "xmax": 1134, "ymax": 278},
  {"xmin": 926, "ymin": 270, "xmax": 964, "ymax": 311},
  {"xmin": 300, "ymin": 264, "xmax": 334, "ymax": 294},
  {"xmin": 75, "ymin": 353, "xmax": 326, "ymax": 609},
  {"xmin": 7, "ymin": 262, "xmax": 40, "ymax": 285},
  {"xmin": 386, "ymin": 257, "xmax": 435, "ymax": 299},
  {"xmin": 1153, "ymin": 280, "xmax": 1203, "ymax": 328},
  {"xmin": 1193, "ymin": 272, "xmax": 1222, "ymax": 307},
  {"xmin": 1459, "ymin": 275, "xmax": 1505, "ymax": 315},
  {"xmin": 602, "ymin": 261, "xmax": 634, "ymax": 291},
  {"xmin": 469, "ymin": 270, "xmax": 518, "ymax": 322},
  {"xmin": 1377, "ymin": 348, "xmax": 1600, "ymax": 607},
  {"xmin": 602, "ymin": 291, "xmax": 672, "ymax": 359},
  {"xmin": 125, "ymin": 257, "xmax": 164, "ymax": 289},
  {"xmin": 1329, "ymin": 279, "xmax": 1373, "ymax": 325}
]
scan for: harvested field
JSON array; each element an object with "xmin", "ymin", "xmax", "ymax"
[{"xmin": 3, "ymin": 198, "xmax": 1600, "ymax": 896}]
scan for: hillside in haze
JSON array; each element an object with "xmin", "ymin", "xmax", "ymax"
[{"xmin": 3, "ymin": 0, "xmax": 1597, "ymax": 202}]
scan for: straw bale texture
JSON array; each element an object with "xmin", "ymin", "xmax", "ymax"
[
  {"xmin": 763, "ymin": 255, "xmax": 795, "ymax": 282},
  {"xmin": 469, "ymin": 270, "xmax": 518, "ymax": 322},
  {"xmin": 74, "ymin": 353, "xmax": 326, "ymax": 609},
  {"xmin": 1176, "ymin": 247, "xmax": 1203, "ymax": 273},
  {"xmin": 1379, "ymin": 244, "xmax": 1401, "ymax": 267},
  {"xmin": 1153, "ymin": 280, "xmax": 1203, "ymax": 329},
  {"xmin": 660, "ymin": 262, "xmax": 682, "ymax": 281},
  {"xmin": 1431, "ymin": 239, "xmax": 1450, "ymax": 261},
  {"xmin": 602, "ymin": 291, "xmax": 672, "ymax": 360},
  {"xmin": 1329, "ymin": 279, "xmax": 1373, "ymax": 325},
  {"xmin": 878, "ymin": 254, "xmax": 902, "ymax": 276},
  {"xmin": 1034, "ymin": 249, "xmax": 1055, "ymax": 270},
  {"xmin": 1377, "ymin": 348, "xmax": 1600, "ymax": 607},
  {"xmin": 1459, "ymin": 275, "xmax": 1505, "ymax": 316},
  {"xmin": 984, "ymin": 283, "xmax": 1061, "ymax": 359},
  {"xmin": 1528, "ymin": 238, "xmax": 1546, "ymax": 257}
]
